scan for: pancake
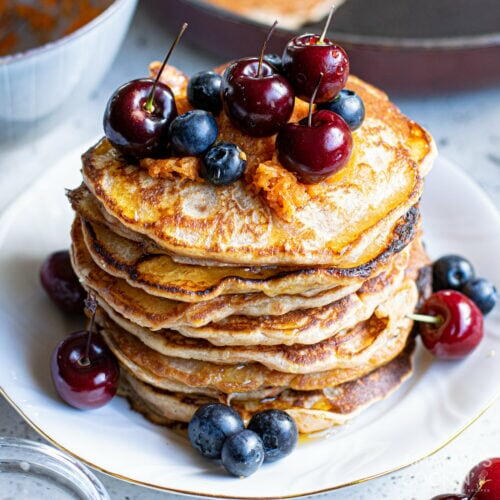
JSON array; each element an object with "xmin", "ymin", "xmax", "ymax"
[
  {"xmin": 100, "ymin": 317, "xmax": 415, "ymax": 393},
  {"xmin": 118, "ymin": 339, "xmax": 414, "ymax": 434},
  {"xmin": 71, "ymin": 216, "xmax": 365, "ymax": 329},
  {"xmin": 87, "ymin": 236, "xmax": 420, "ymax": 346},
  {"xmin": 69, "ymin": 184, "xmax": 257, "ymax": 268},
  {"xmin": 79, "ymin": 211, "xmax": 420, "ymax": 302},
  {"xmin": 198, "ymin": 0, "xmax": 340, "ymax": 30},
  {"xmin": 82, "ymin": 69, "xmax": 435, "ymax": 267},
  {"xmin": 94, "ymin": 278, "xmax": 419, "ymax": 374}
]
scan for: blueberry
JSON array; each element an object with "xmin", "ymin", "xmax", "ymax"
[
  {"xmin": 200, "ymin": 142, "xmax": 247, "ymax": 186},
  {"xmin": 169, "ymin": 110, "xmax": 218, "ymax": 156},
  {"xmin": 318, "ymin": 89, "xmax": 365, "ymax": 131},
  {"xmin": 433, "ymin": 255, "xmax": 475, "ymax": 291},
  {"xmin": 188, "ymin": 403, "xmax": 244, "ymax": 459},
  {"xmin": 221, "ymin": 430, "xmax": 264, "ymax": 477},
  {"xmin": 263, "ymin": 53, "xmax": 283, "ymax": 73},
  {"xmin": 461, "ymin": 278, "xmax": 497, "ymax": 315},
  {"xmin": 247, "ymin": 410, "xmax": 298, "ymax": 463},
  {"xmin": 187, "ymin": 71, "xmax": 223, "ymax": 115}
]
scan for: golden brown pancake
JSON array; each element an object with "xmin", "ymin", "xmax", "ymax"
[
  {"xmin": 83, "ymin": 235, "xmax": 422, "ymax": 347},
  {"xmin": 118, "ymin": 339, "xmax": 414, "ymax": 434},
  {"xmin": 78, "ymin": 213, "xmax": 420, "ymax": 302},
  {"xmin": 93, "ymin": 277, "xmax": 418, "ymax": 374},
  {"xmin": 71, "ymin": 216, "xmax": 369, "ymax": 329},
  {"xmin": 100, "ymin": 317, "xmax": 415, "ymax": 393},
  {"xmin": 81, "ymin": 68, "xmax": 435, "ymax": 267}
]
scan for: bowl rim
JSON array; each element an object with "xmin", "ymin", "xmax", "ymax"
[
  {"xmin": 180, "ymin": 0, "xmax": 500, "ymax": 50},
  {"xmin": 0, "ymin": 0, "xmax": 136, "ymax": 65},
  {"xmin": 0, "ymin": 436, "xmax": 110, "ymax": 500}
]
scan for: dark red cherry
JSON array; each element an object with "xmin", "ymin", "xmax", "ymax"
[
  {"xmin": 463, "ymin": 458, "xmax": 500, "ymax": 500},
  {"xmin": 282, "ymin": 33, "xmax": 349, "ymax": 103},
  {"xmin": 276, "ymin": 109, "xmax": 352, "ymax": 184},
  {"xmin": 103, "ymin": 78, "xmax": 177, "ymax": 159},
  {"xmin": 51, "ymin": 330, "xmax": 119, "ymax": 410},
  {"xmin": 221, "ymin": 22, "xmax": 294, "ymax": 137},
  {"xmin": 40, "ymin": 250, "xmax": 85, "ymax": 314},
  {"xmin": 417, "ymin": 290, "xmax": 484, "ymax": 359},
  {"xmin": 103, "ymin": 23, "xmax": 187, "ymax": 159}
]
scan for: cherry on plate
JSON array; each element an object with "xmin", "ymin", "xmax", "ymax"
[
  {"xmin": 51, "ymin": 330, "xmax": 119, "ymax": 410},
  {"xmin": 40, "ymin": 250, "xmax": 85, "ymax": 314},
  {"xmin": 463, "ymin": 458, "xmax": 500, "ymax": 500},
  {"xmin": 417, "ymin": 290, "xmax": 484, "ymax": 359}
]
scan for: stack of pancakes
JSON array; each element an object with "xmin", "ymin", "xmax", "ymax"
[{"xmin": 67, "ymin": 65, "xmax": 436, "ymax": 434}]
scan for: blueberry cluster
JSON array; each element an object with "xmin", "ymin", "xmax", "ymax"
[
  {"xmin": 432, "ymin": 255, "xmax": 497, "ymax": 315},
  {"xmin": 188, "ymin": 403, "xmax": 298, "ymax": 477}
]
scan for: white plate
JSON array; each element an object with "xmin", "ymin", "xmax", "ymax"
[{"xmin": 0, "ymin": 146, "xmax": 499, "ymax": 499}]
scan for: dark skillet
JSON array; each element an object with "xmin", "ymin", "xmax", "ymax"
[{"xmin": 148, "ymin": 0, "xmax": 500, "ymax": 94}]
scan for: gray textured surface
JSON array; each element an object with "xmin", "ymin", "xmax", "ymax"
[{"xmin": 0, "ymin": 4, "xmax": 499, "ymax": 499}]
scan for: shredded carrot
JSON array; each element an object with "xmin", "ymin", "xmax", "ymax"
[
  {"xmin": 140, "ymin": 157, "xmax": 203, "ymax": 183},
  {"xmin": 249, "ymin": 160, "xmax": 309, "ymax": 221}
]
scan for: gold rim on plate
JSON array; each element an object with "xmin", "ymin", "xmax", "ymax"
[{"xmin": 1, "ymin": 385, "xmax": 498, "ymax": 499}]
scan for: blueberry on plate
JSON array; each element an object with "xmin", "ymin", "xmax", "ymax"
[
  {"xmin": 247, "ymin": 409, "xmax": 298, "ymax": 463},
  {"xmin": 169, "ymin": 110, "xmax": 218, "ymax": 156},
  {"xmin": 201, "ymin": 142, "xmax": 247, "ymax": 186},
  {"xmin": 461, "ymin": 277, "xmax": 497, "ymax": 315},
  {"xmin": 187, "ymin": 71, "xmax": 223, "ymax": 115},
  {"xmin": 263, "ymin": 53, "xmax": 283, "ymax": 73},
  {"xmin": 188, "ymin": 403, "xmax": 244, "ymax": 459},
  {"xmin": 221, "ymin": 429, "xmax": 264, "ymax": 477},
  {"xmin": 433, "ymin": 255, "xmax": 475, "ymax": 291},
  {"xmin": 317, "ymin": 89, "xmax": 365, "ymax": 131}
]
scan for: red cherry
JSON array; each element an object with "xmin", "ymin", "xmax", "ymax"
[
  {"xmin": 103, "ymin": 23, "xmax": 187, "ymax": 159},
  {"xmin": 276, "ymin": 108, "xmax": 352, "ymax": 184},
  {"xmin": 417, "ymin": 290, "xmax": 484, "ymax": 359},
  {"xmin": 282, "ymin": 9, "xmax": 348, "ymax": 104},
  {"xmin": 221, "ymin": 21, "xmax": 295, "ymax": 137},
  {"xmin": 40, "ymin": 250, "xmax": 85, "ymax": 314},
  {"xmin": 463, "ymin": 458, "xmax": 500, "ymax": 500},
  {"xmin": 103, "ymin": 78, "xmax": 177, "ymax": 159},
  {"xmin": 51, "ymin": 321, "xmax": 119, "ymax": 410}
]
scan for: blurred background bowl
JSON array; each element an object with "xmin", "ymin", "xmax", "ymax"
[
  {"xmin": 151, "ymin": 0, "xmax": 500, "ymax": 94},
  {"xmin": 0, "ymin": 0, "xmax": 138, "ymax": 142}
]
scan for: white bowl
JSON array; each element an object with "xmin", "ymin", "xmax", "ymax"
[{"xmin": 0, "ymin": 0, "xmax": 138, "ymax": 139}]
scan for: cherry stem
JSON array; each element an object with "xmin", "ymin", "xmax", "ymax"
[
  {"xmin": 144, "ymin": 22, "xmax": 188, "ymax": 113},
  {"xmin": 80, "ymin": 294, "xmax": 98, "ymax": 367},
  {"xmin": 407, "ymin": 313, "xmax": 443, "ymax": 325},
  {"xmin": 258, "ymin": 20, "xmax": 278, "ymax": 77},
  {"xmin": 318, "ymin": 5, "xmax": 334, "ymax": 44},
  {"xmin": 308, "ymin": 72, "xmax": 324, "ymax": 127}
]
